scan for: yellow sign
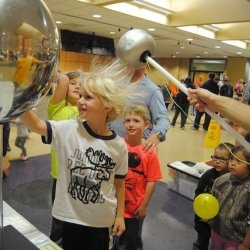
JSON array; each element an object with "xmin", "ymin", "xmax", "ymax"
[{"xmin": 204, "ymin": 119, "xmax": 221, "ymax": 148}]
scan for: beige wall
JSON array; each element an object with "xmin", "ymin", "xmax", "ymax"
[
  {"xmin": 225, "ymin": 57, "xmax": 247, "ymax": 85},
  {"xmin": 58, "ymin": 50, "xmax": 112, "ymax": 72},
  {"xmin": 146, "ymin": 58, "xmax": 190, "ymax": 86},
  {"xmin": 58, "ymin": 50, "xmax": 248, "ymax": 87}
]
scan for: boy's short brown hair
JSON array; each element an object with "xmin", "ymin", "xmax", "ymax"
[{"xmin": 124, "ymin": 104, "xmax": 150, "ymax": 122}]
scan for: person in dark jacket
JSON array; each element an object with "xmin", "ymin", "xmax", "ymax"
[
  {"xmin": 193, "ymin": 142, "xmax": 234, "ymax": 250},
  {"xmin": 171, "ymin": 77, "xmax": 195, "ymax": 129},
  {"xmin": 219, "ymin": 77, "xmax": 234, "ymax": 98},
  {"xmin": 192, "ymin": 72, "xmax": 219, "ymax": 131}
]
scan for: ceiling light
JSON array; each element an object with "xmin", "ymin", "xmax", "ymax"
[
  {"xmin": 132, "ymin": 0, "xmax": 174, "ymax": 15},
  {"xmin": 148, "ymin": 28, "xmax": 155, "ymax": 31},
  {"xmin": 180, "ymin": 46, "xmax": 185, "ymax": 49},
  {"xmin": 203, "ymin": 25, "xmax": 220, "ymax": 32},
  {"xmin": 222, "ymin": 40, "xmax": 247, "ymax": 49},
  {"xmin": 93, "ymin": 14, "xmax": 101, "ymax": 18},
  {"xmin": 204, "ymin": 52, "xmax": 208, "ymax": 54},
  {"xmin": 176, "ymin": 52, "xmax": 180, "ymax": 54},
  {"xmin": 215, "ymin": 46, "xmax": 221, "ymax": 49},
  {"xmin": 237, "ymin": 52, "xmax": 242, "ymax": 54},
  {"xmin": 186, "ymin": 38, "xmax": 193, "ymax": 41},
  {"xmin": 110, "ymin": 31, "xmax": 115, "ymax": 34},
  {"xmin": 203, "ymin": 60, "xmax": 224, "ymax": 64},
  {"xmin": 178, "ymin": 26, "xmax": 215, "ymax": 39},
  {"xmin": 56, "ymin": 21, "xmax": 62, "ymax": 24}
]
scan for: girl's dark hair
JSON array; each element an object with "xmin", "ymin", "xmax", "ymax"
[{"xmin": 232, "ymin": 145, "xmax": 250, "ymax": 165}]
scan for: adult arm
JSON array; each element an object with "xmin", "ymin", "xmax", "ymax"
[
  {"xmin": 143, "ymin": 87, "xmax": 170, "ymax": 152},
  {"xmin": 112, "ymin": 178, "xmax": 126, "ymax": 236},
  {"xmin": 31, "ymin": 56, "xmax": 48, "ymax": 65},
  {"xmin": 188, "ymin": 88, "xmax": 250, "ymax": 131},
  {"xmin": 135, "ymin": 181, "xmax": 156, "ymax": 220},
  {"xmin": 20, "ymin": 110, "xmax": 47, "ymax": 136}
]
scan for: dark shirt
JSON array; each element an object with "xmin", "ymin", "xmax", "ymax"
[
  {"xmin": 220, "ymin": 84, "xmax": 234, "ymax": 98},
  {"xmin": 195, "ymin": 168, "xmax": 220, "ymax": 197},
  {"xmin": 202, "ymin": 79, "xmax": 219, "ymax": 95},
  {"xmin": 175, "ymin": 90, "xmax": 189, "ymax": 108},
  {"xmin": 194, "ymin": 168, "xmax": 221, "ymax": 231}
]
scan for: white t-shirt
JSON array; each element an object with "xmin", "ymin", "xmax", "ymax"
[{"xmin": 45, "ymin": 119, "xmax": 128, "ymax": 227}]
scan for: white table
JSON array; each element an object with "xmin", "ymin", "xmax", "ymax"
[{"xmin": 3, "ymin": 201, "xmax": 62, "ymax": 250}]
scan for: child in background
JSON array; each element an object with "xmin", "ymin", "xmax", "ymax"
[
  {"xmin": 211, "ymin": 145, "xmax": 250, "ymax": 250},
  {"xmin": 48, "ymin": 71, "xmax": 82, "ymax": 244},
  {"xmin": 193, "ymin": 142, "xmax": 234, "ymax": 250},
  {"xmin": 119, "ymin": 104, "xmax": 162, "ymax": 250},
  {"xmin": 21, "ymin": 59, "xmax": 136, "ymax": 250},
  {"xmin": 15, "ymin": 117, "xmax": 30, "ymax": 160}
]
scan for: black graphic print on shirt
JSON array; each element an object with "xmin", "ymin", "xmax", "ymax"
[
  {"xmin": 126, "ymin": 152, "xmax": 144, "ymax": 192},
  {"xmin": 67, "ymin": 147, "xmax": 116, "ymax": 204},
  {"xmin": 128, "ymin": 152, "xmax": 141, "ymax": 168}
]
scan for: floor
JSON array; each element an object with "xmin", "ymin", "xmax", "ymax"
[{"xmin": 2, "ymin": 96, "xmax": 234, "ymax": 249}]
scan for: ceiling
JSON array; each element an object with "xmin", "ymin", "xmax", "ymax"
[{"xmin": 43, "ymin": 0, "xmax": 250, "ymax": 59}]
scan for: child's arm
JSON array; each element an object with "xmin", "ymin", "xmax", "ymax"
[
  {"xmin": 21, "ymin": 110, "xmax": 47, "ymax": 136},
  {"xmin": 50, "ymin": 73, "xmax": 69, "ymax": 105},
  {"xmin": 239, "ymin": 228, "xmax": 250, "ymax": 250},
  {"xmin": 112, "ymin": 178, "xmax": 125, "ymax": 236},
  {"xmin": 135, "ymin": 181, "xmax": 156, "ymax": 220}
]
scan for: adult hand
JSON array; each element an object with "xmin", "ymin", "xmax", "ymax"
[
  {"xmin": 142, "ymin": 133, "xmax": 160, "ymax": 153},
  {"xmin": 188, "ymin": 88, "xmax": 218, "ymax": 112}
]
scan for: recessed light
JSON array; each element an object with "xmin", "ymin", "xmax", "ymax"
[
  {"xmin": 204, "ymin": 52, "xmax": 208, "ymax": 54},
  {"xmin": 148, "ymin": 28, "xmax": 155, "ymax": 32},
  {"xmin": 215, "ymin": 46, "xmax": 221, "ymax": 49},
  {"xmin": 93, "ymin": 14, "xmax": 101, "ymax": 18},
  {"xmin": 237, "ymin": 52, "xmax": 242, "ymax": 54},
  {"xmin": 56, "ymin": 21, "xmax": 62, "ymax": 24},
  {"xmin": 186, "ymin": 38, "xmax": 193, "ymax": 41},
  {"xmin": 180, "ymin": 46, "xmax": 185, "ymax": 49},
  {"xmin": 110, "ymin": 31, "xmax": 115, "ymax": 34}
]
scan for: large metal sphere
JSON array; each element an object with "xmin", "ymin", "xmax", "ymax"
[
  {"xmin": 0, "ymin": 0, "xmax": 59, "ymax": 122},
  {"xmin": 116, "ymin": 29, "xmax": 155, "ymax": 68}
]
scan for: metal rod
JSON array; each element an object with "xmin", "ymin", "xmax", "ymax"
[{"xmin": 146, "ymin": 56, "xmax": 250, "ymax": 151}]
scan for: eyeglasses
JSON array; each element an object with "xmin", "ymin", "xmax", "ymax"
[{"xmin": 211, "ymin": 155, "xmax": 229, "ymax": 162}]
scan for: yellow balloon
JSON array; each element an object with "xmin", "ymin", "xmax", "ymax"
[{"xmin": 193, "ymin": 193, "xmax": 220, "ymax": 219}]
